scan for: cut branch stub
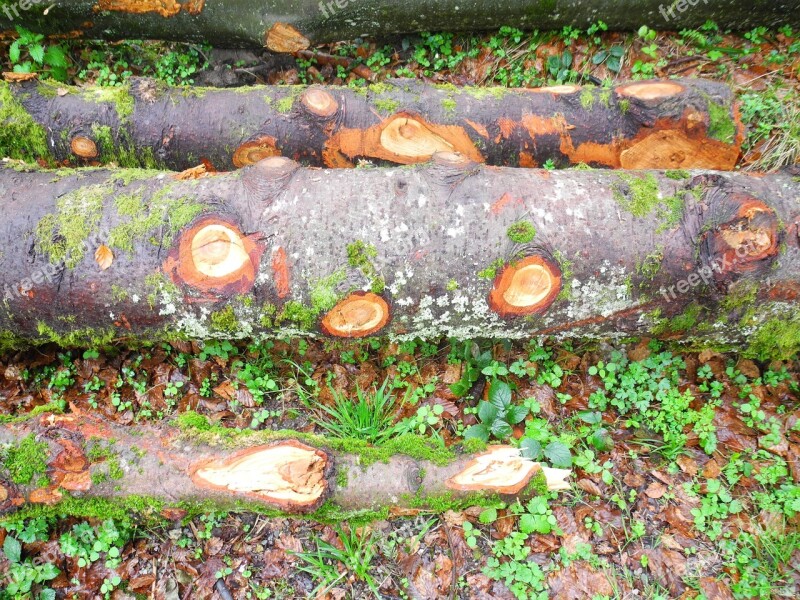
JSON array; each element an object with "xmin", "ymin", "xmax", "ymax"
[
  {"xmin": 446, "ymin": 445, "xmax": 542, "ymax": 494},
  {"xmin": 70, "ymin": 136, "xmax": 98, "ymax": 159},
  {"xmin": 702, "ymin": 194, "xmax": 780, "ymax": 283},
  {"xmin": 301, "ymin": 88, "xmax": 338, "ymax": 118},
  {"xmin": 616, "ymin": 81, "xmax": 686, "ymax": 100},
  {"xmin": 189, "ymin": 440, "xmax": 329, "ymax": 511},
  {"xmin": 233, "ymin": 135, "xmax": 280, "ymax": 168},
  {"xmin": 320, "ymin": 292, "xmax": 390, "ymax": 337},
  {"xmin": 489, "ymin": 255, "xmax": 562, "ymax": 317},
  {"xmin": 163, "ymin": 216, "xmax": 264, "ymax": 297}
]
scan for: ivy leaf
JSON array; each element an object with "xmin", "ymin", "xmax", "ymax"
[
  {"xmin": 544, "ymin": 441, "xmax": 572, "ymax": 468},
  {"xmin": 488, "ymin": 380, "xmax": 512, "ymax": 408},
  {"xmin": 520, "ymin": 437, "xmax": 542, "ymax": 460},
  {"xmin": 3, "ymin": 535, "xmax": 21, "ymax": 564},
  {"xmin": 464, "ymin": 423, "xmax": 489, "ymax": 443}
]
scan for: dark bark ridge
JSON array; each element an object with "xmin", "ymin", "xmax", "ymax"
[
  {"xmin": 0, "ymin": 159, "xmax": 797, "ymax": 354},
  {"xmin": 0, "ymin": 78, "xmax": 742, "ymax": 172},
  {"xmin": 0, "ymin": 1, "xmax": 798, "ymax": 48}
]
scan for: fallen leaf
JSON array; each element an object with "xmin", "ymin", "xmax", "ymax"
[
  {"xmin": 645, "ymin": 482, "xmax": 667, "ymax": 499},
  {"xmin": 95, "ymin": 245, "xmax": 114, "ymax": 270},
  {"xmin": 173, "ymin": 164, "xmax": 209, "ymax": 180},
  {"xmin": 2, "ymin": 71, "xmax": 38, "ymax": 82}
]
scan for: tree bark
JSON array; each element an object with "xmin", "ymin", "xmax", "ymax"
[
  {"xmin": 1, "ymin": 78, "xmax": 743, "ymax": 172},
  {"xmin": 0, "ymin": 158, "xmax": 798, "ymax": 352},
  {"xmin": 0, "ymin": 1, "xmax": 798, "ymax": 48},
  {"xmin": 0, "ymin": 413, "xmax": 570, "ymax": 515}
]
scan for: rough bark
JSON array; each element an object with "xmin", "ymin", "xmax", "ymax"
[
  {"xmin": 0, "ymin": 1, "xmax": 798, "ymax": 48},
  {"xmin": 0, "ymin": 413, "xmax": 570, "ymax": 514},
  {"xmin": 0, "ymin": 157, "xmax": 798, "ymax": 351},
  {"xmin": 1, "ymin": 78, "xmax": 743, "ymax": 172}
]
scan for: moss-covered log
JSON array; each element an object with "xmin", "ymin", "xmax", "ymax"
[
  {"xmin": 0, "ymin": 413, "xmax": 570, "ymax": 515},
  {"xmin": 0, "ymin": 1, "xmax": 798, "ymax": 48},
  {"xmin": 0, "ymin": 158, "xmax": 798, "ymax": 357},
  {"xmin": 0, "ymin": 78, "xmax": 743, "ymax": 171}
]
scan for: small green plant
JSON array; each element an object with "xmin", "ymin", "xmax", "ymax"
[
  {"xmin": 1, "ymin": 535, "xmax": 59, "ymax": 599},
  {"xmin": 464, "ymin": 380, "xmax": 528, "ymax": 442},
  {"xmin": 8, "ymin": 26, "xmax": 69, "ymax": 81}
]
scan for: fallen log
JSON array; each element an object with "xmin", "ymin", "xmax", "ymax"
[
  {"xmin": 1, "ymin": 1, "xmax": 798, "ymax": 48},
  {"xmin": 0, "ymin": 78, "xmax": 743, "ymax": 171},
  {"xmin": 0, "ymin": 157, "xmax": 798, "ymax": 356},
  {"xmin": 0, "ymin": 413, "xmax": 571, "ymax": 515}
]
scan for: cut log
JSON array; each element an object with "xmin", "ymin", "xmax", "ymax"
[
  {"xmin": 0, "ymin": 414, "xmax": 570, "ymax": 514},
  {"xmin": 1, "ymin": 1, "xmax": 797, "ymax": 48},
  {"xmin": 0, "ymin": 78, "xmax": 743, "ymax": 171},
  {"xmin": 0, "ymin": 160, "xmax": 798, "ymax": 354}
]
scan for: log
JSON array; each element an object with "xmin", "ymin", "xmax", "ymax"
[
  {"xmin": 0, "ymin": 158, "xmax": 798, "ymax": 354},
  {"xmin": 0, "ymin": 413, "xmax": 571, "ymax": 514},
  {"xmin": 0, "ymin": 1, "xmax": 798, "ymax": 48},
  {"xmin": 0, "ymin": 78, "xmax": 744, "ymax": 171}
]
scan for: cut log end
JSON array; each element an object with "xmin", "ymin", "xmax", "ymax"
[
  {"xmin": 265, "ymin": 22, "xmax": 310, "ymax": 53},
  {"xmin": 321, "ymin": 292, "xmax": 390, "ymax": 337},
  {"xmin": 620, "ymin": 129, "xmax": 739, "ymax": 171},
  {"xmin": 447, "ymin": 445, "xmax": 553, "ymax": 494},
  {"xmin": 489, "ymin": 255, "xmax": 562, "ymax": 317},
  {"xmin": 70, "ymin": 136, "xmax": 98, "ymax": 159},
  {"xmin": 534, "ymin": 85, "xmax": 581, "ymax": 95},
  {"xmin": 301, "ymin": 88, "xmax": 338, "ymax": 117},
  {"xmin": 189, "ymin": 440, "xmax": 329, "ymax": 511},
  {"xmin": 163, "ymin": 217, "xmax": 263, "ymax": 296},
  {"xmin": 380, "ymin": 115, "xmax": 456, "ymax": 160},
  {"xmin": 616, "ymin": 81, "xmax": 686, "ymax": 100},
  {"xmin": 233, "ymin": 136, "xmax": 280, "ymax": 168}
]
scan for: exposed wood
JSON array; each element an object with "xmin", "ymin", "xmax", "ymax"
[
  {"xmin": 0, "ymin": 414, "xmax": 571, "ymax": 514},
  {"xmin": 1, "ymin": 1, "xmax": 798, "ymax": 48},
  {"xmin": 0, "ymin": 163, "xmax": 797, "ymax": 349},
  {"xmin": 0, "ymin": 78, "xmax": 743, "ymax": 171}
]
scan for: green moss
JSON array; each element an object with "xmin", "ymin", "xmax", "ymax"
[
  {"xmin": 35, "ymin": 183, "xmax": 109, "ymax": 267},
  {"xmin": 653, "ymin": 303, "xmax": 702, "ymax": 335},
  {"xmin": 523, "ymin": 470, "xmax": 550, "ymax": 496},
  {"xmin": 36, "ymin": 323, "xmax": 115, "ymax": 348},
  {"xmin": 446, "ymin": 279, "xmax": 459, "ymax": 292},
  {"xmin": 619, "ymin": 98, "xmax": 631, "ymax": 114},
  {"xmin": 612, "ymin": 173, "xmax": 684, "ymax": 232},
  {"xmin": 462, "ymin": 87, "xmax": 508, "ymax": 100},
  {"xmin": 665, "ymin": 169, "xmax": 691, "ymax": 180},
  {"xmin": 0, "ymin": 81, "xmax": 52, "ymax": 164},
  {"xmin": 110, "ymin": 285, "xmax": 129, "ymax": 302},
  {"xmin": 721, "ymin": 279, "xmax": 759, "ymax": 314},
  {"xmin": 478, "ymin": 257, "xmax": 506, "ymax": 280},
  {"xmin": 637, "ymin": 245, "xmax": 664, "ymax": 281},
  {"xmin": 346, "ymin": 240, "xmax": 385, "ymax": 293},
  {"xmin": 506, "ymin": 220, "xmax": 537, "ymax": 244},
  {"xmin": 2, "ymin": 434, "xmax": 49, "ymax": 486},
  {"xmin": 275, "ymin": 94, "xmax": 295, "ymax": 113},
  {"xmin": 83, "ymin": 85, "xmax": 135, "ymax": 123},
  {"xmin": 554, "ymin": 249, "xmax": 574, "ymax": 302},
  {"xmin": 599, "ymin": 90, "xmax": 612, "ymax": 108},
  {"xmin": 745, "ymin": 314, "xmax": 800, "ymax": 361},
  {"xmin": 336, "ymin": 466, "xmax": 349, "ymax": 488},
  {"xmin": 706, "ymin": 99, "xmax": 737, "ymax": 144},
  {"xmin": 461, "ymin": 437, "xmax": 488, "ymax": 454},
  {"xmin": 441, "ymin": 97, "xmax": 457, "ymax": 114},
  {"xmin": 374, "ymin": 98, "xmax": 401, "ymax": 113},
  {"xmin": 176, "ymin": 411, "xmax": 456, "ymax": 467},
  {"xmin": 210, "ymin": 306, "xmax": 240, "ymax": 334},
  {"xmin": 580, "ymin": 89, "xmax": 595, "ymax": 110}
]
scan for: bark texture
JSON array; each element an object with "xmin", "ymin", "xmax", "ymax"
[
  {"xmin": 0, "ymin": 78, "xmax": 743, "ymax": 172},
  {"xmin": 0, "ymin": 158, "xmax": 798, "ymax": 351},
  {"xmin": 0, "ymin": 413, "xmax": 569, "ymax": 514},
  {"xmin": 0, "ymin": 1, "xmax": 798, "ymax": 48}
]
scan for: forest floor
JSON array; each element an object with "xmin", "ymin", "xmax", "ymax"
[{"xmin": 0, "ymin": 23, "xmax": 799, "ymax": 600}]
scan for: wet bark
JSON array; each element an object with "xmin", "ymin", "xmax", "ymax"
[
  {"xmin": 0, "ymin": 1, "xmax": 798, "ymax": 48},
  {"xmin": 0, "ymin": 158, "xmax": 797, "ymax": 349},
  {"xmin": 1, "ymin": 78, "xmax": 742, "ymax": 171}
]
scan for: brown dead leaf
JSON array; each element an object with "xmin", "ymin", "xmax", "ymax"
[
  {"xmin": 702, "ymin": 459, "xmax": 722, "ymax": 479},
  {"xmin": 548, "ymin": 561, "xmax": 614, "ymax": 599},
  {"xmin": 623, "ymin": 472, "xmax": 646, "ymax": 488},
  {"xmin": 698, "ymin": 578, "xmax": 735, "ymax": 600},
  {"xmin": 577, "ymin": 478, "xmax": 603, "ymax": 496},
  {"xmin": 94, "ymin": 245, "xmax": 114, "ymax": 270},
  {"xmin": 676, "ymin": 455, "xmax": 699, "ymax": 477},
  {"xmin": 29, "ymin": 486, "xmax": 63, "ymax": 505},
  {"xmin": 3, "ymin": 71, "xmax": 38, "ymax": 82},
  {"xmin": 173, "ymin": 164, "xmax": 209, "ymax": 180},
  {"xmin": 646, "ymin": 547, "xmax": 687, "ymax": 596},
  {"xmin": 645, "ymin": 481, "xmax": 667, "ymax": 499}
]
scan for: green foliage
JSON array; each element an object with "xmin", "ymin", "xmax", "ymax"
[
  {"xmin": 464, "ymin": 380, "xmax": 528, "ymax": 442},
  {"xmin": 59, "ymin": 519, "xmax": 130, "ymax": 569},
  {"xmin": 1, "ymin": 534, "xmax": 59, "ymax": 599},
  {"xmin": 8, "ymin": 26, "xmax": 69, "ymax": 81}
]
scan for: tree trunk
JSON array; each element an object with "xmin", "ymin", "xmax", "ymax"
[
  {"xmin": 1, "ymin": 1, "xmax": 798, "ymax": 48},
  {"xmin": 0, "ymin": 158, "xmax": 798, "ymax": 354},
  {"xmin": 1, "ymin": 78, "xmax": 743, "ymax": 172},
  {"xmin": 0, "ymin": 413, "xmax": 570, "ymax": 515}
]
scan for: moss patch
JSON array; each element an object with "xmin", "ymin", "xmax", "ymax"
[
  {"xmin": 2, "ymin": 433, "xmax": 49, "ymax": 486},
  {"xmin": 210, "ymin": 306, "xmax": 240, "ymax": 334},
  {"xmin": 612, "ymin": 173, "xmax": 684, "ymax": 232},
  {"xmin": 745, "ymin": 314, "xmax": 800, "ymax": 361},
  {"xmin": 506, "ymin": 220, "xmax": 537, "ymax": 244},
  {"xmin": 346, "ymin": 240, "xmax": 385, "ymax": 293},
  {"xmin": 0, "ymin": 81, "xmax": 52, "ymax": 164},
  {"xmin": 707, "ymin": 99, "xmax": 737, "ymax": 144},
  {"xmin": 36, "ymin": 323, "xmax": 116, "ymax": 348}
]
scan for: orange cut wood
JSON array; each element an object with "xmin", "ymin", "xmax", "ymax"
[
  {"xmin": 265, "ymin": 22, "xmax": 310, "ymax": 53},
  {"xmin": 616, "ymin": 81, "xmax": 686, "ymax": 100},
  {"xmin": 301, "ymin": 88, "xmax": 338, "ymax": 117},
  {"xmin": 488, "ymin": 255, "xmax": 562, "ymax": 317},
  {"xmin": 320, "ymin": 292, "xmax": 390, "ymax": 337},
  {"xmin": 71, "ymin": 136, "xmax": 98, "ymax": 158},
  {"xmin": 188, "ymin": 440, "xmax": 329, "ymax": 511},
  {"xmin": 446, "ymin": 445, "xmax": 541, "ymax": 494},
  {"xmin": 233, "ymin": 135, "xmax": 280, "ymax": 168}
]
